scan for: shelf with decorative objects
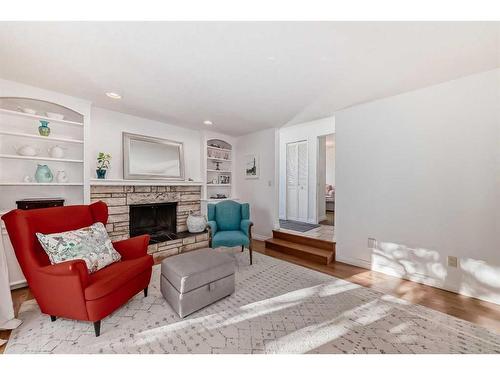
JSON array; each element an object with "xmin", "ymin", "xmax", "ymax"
[
  {"xmin": 0, "ymin": 182, "xmax": 84, "ymax": 186},
  {"xmin": 0, "ymin": 154, "xmax": 84, "ymax": 163},
  {"xmin": 0, "ymin": 130, "xmax": 84, "ymax": 144},
  {"xmin": 0, "ymin": 97, "xmax": 85, "ymax": 207},
  {"xmin": 202, "ymin": 137, "xmax": 234, "ymax": 216},
  {"xmin": 0, "ymin": 107, "xmax": 84, "ymax": 126}
]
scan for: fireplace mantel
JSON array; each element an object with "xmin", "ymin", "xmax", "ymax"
[{"xmin": 90, "ymin": 179, "xmax": 203, "ymax": 186}]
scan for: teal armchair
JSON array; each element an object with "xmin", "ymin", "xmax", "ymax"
[{"xmin": 207, "ymin": 200, "xmax": 254, "ymax": 265}]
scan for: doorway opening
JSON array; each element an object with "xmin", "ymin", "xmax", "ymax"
[{"xmin": 317, "ymin": 134, "xmax": 335, "ymax": 227}]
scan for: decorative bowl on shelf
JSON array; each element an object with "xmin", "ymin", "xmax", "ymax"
[
  {"xmin": 45, "ymin": 112, "xmax": 65, "ymax": 120},
  {"xmin": 56, "ymin": 170, "xmax": 69, "ymax": 183},
  {"xmin": 14, "ymin": 145, "xmax": 40, "ymax": 157},
  {"xmin": 48, "ymin": 145, "xmax": 65, "ymax": 158},
  {"xmin": 17, "ymin": 107, "xmax": 37, "ymax": 115}
]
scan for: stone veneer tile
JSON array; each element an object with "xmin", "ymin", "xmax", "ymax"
[
  {"xmin": 153, "ymin": 248, "xmax": 179, "ymax": 262},
  {"xmin": 181, "ymin": 193, "xmax": 202, "ymax": 202},
  {"xmin": 172, "ymin": 186, "xmax": 201, "ymax": 192},
  {"xmin": 177, "ymin": 203, "xmax": 201, "ymax": 213},
  {"xmin": 147, "ymin": 244, "xmax": 158, "ymax": 254},
  {"xmin": 91, "ymin": 186, "xmax": 124, "ymax": 193},
  {"xmin": 127, "ymin": 192, "xmax": 181, "ymax": 205},
  {"xmin": 108, "ymin": 213, "xmax": 129, "ymax": 223},
  {"xmin": 182, "ymin": 237, "xmax": 196, "ymax": 245},
  {"xmin": 91, "ymin": 197, "xmax": 126, "ymax": 206},
  {"xmin": 196, "ymin": 233, "xmax": 209, "ymax": 242},
  {"xmin": 108, "ymin": 205, "xmax": 129, "ymax": 215},
  {"xmin": 181, "ymin": 240, "xmax": 209, "ymax": 252}
]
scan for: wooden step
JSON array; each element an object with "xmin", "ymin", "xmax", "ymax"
[
  {"xmin": 272, "ymin": 230, "xmax": 335, "ymax": 251},
  {"xmin": 264, "ymin": 238, "xmax": 334, "ymax": 265}
]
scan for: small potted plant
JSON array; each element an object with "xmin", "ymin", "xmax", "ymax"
[{"xmin": 96, "ymin": 152, "xmax": 111, "ymax": 179}]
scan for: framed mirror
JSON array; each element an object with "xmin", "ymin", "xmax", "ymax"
[{"xmin": 123, "ymin": 132, "xmax": 185, "ymax": 180}]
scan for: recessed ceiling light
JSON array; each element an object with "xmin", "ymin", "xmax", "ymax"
[
  {"xmin": 203, "ymin": 120, "xmax": 213, "ymax": 126},
  {"xmin": 105, "ymin": 92, "xmax": 122, "ymax": 99},
  {"xmin": 267, "ymin": 56, "xmax": 276, "ymax": 61}
]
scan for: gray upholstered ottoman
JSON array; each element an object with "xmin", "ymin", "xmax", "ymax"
[{"xmin": 160, "ymin": 248, "xmax": 235, "ymax": 318}]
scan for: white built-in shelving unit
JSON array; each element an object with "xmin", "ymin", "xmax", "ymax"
[
  {"xmin": 0, "ymin": 97, "xmax": 85, "ymax": 213},
  {"xmin": 205, "ymin": 138, "xmax": 233, "ymax": 201},
  {"xmin": 0, "ymin": 97, "xmax": 87, "ymax": 289}
]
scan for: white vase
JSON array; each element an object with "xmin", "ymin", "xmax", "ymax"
[
  {"xmin": 186, "ymin": 212, "xmax": 207, "ymax": 233},
  {"xmin": 56, "ymin": 170, "xmax": 69, "ymax": 183},
  {"xmin": 48, "ymin": 145, "xmax": 65, "ymax": 158}
]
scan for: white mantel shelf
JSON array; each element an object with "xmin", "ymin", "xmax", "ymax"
[{"xmin": 90, "ymin": 179, "xmax": 204, "ymax": 186}]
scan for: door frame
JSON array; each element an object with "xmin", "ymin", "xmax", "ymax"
[{"xmin": 316, "ymin": 133, "xmax": 335, "ymax": 225}]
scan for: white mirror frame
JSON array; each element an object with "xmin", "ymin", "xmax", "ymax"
[{"xmin": 123, "ymin": 132, "xmax": 185, "ymax": 180}]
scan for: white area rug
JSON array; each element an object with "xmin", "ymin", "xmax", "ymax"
[{"xmin": 5, "ymin": 251, "xmax": 500, "ymax": 354}]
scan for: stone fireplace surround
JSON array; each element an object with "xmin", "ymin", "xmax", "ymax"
[{"xmin": 90, "ymin": 184, "xmax": 209, "ymax": 262}]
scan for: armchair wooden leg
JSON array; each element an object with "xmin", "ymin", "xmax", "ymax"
[
  {"xmin": 241, "ymin": 245, "xmax": 244, "ymax": 252},
  {"xmin": 249, "ymin": 223, "xmax": 254, "ymax": 265},
  {"xmin": 93, "ymin": 321, "xmax": 101, "ymax": 337},
  {"xmin": 144, "ymin": 287, "xmax": 148, "ymax": 297},
  {"xmin": 50, "ymin": 315, "xmax": 57, "ymax": 322}
]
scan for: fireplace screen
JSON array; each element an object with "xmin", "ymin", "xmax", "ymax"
[{"xmin": 129, "ymin": 202, "xmax": 177, "ymax": 243}]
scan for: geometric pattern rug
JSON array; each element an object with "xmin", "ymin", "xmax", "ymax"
[{"xmin": 5, "ymin": 250, "xmax": 500, "ymax": 354}]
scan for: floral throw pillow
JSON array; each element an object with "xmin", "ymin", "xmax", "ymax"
[{"xmin": 36, "ymin": 222, "xmax": 121, "ymax": 274}]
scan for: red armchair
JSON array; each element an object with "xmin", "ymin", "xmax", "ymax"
[{"xmin": 1, "ymin": 201, "xmax": 153, "ymax": 337}]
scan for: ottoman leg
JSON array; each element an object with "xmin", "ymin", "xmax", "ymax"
[
  {"xmin": 144, "ymin": 287, "xmax": 148, "ymax": 297},
  {"xmin": 241, "ymin": 245, "xmax": 244, "ymax": 252}
]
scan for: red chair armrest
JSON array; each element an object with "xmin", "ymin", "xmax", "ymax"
[
  {"xmin": 113, "ymin": 234, "xmax": 150, "ymax": 260},
  {"xmin": 38, "ymin": 260, "xmax": 90, "ymax": 287}
]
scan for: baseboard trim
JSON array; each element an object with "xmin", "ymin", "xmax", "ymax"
[
  {"xmin": 336, "ymin": 254, "xmax": 500, "ymax": 305},
  {"xmin": 335, "ymin": 255, "xmax": 371, "ymax": 269},
  {"xmin": 10, "ymin": 280, "xmax": 27, "ymax": 290},
  {"xmin": 253, "ymin": 233, "xmax": 271, "ymax": 241}
]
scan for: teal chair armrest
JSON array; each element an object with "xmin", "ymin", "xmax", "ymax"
[
  {"xmin": 207, "ymin": 220, "xmax": 218, "ymax": 235},
  {"xmin": 240, "ymin": 219, "xmax": 253, "ymax": 237}
]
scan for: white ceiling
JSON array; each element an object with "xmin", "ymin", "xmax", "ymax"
[{"xmin": 0, "ymin": 22, "xmax": 498, "ymax": 136}]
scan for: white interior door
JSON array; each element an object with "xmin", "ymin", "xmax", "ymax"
[{"xmin": 286, "ymin": 141, "xmax": 308, "ymax": 222}]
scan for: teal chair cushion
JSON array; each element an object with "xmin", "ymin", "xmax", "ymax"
[
  {"xmin": 212, "ymin": 230, "xmax": 250, "ymax": 248},
  {"xmin": 212, "ymin": 200, "xmax": 241, "ymax": 231}
]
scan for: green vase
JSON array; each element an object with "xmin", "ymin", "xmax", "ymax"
[
  {"xmin": 35, "ymin": 164, "xmax": 53, "ymax": 183},
  {"xmin": 38, "ymin": 120, "xmax": 51, "ymax": 136}
]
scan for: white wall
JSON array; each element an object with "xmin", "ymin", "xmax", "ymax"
[
  {"xmin": 279, "ymin": 117, "xmax": 335, "ymax": 223},
  {"xmin": 235, "ymin": 128, "xmax": 279, "ymax": 240},
  {"xmin": 89, "ymin": 107, "xmax": 202, "ymax": 182},
  {"xmin": 335, "ymin": 68, "xmax": 500, "ymax": 304}
]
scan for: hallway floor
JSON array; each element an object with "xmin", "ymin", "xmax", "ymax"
[{"xmin": 278, "ymin": 224, "xmax": 334, "ymax": 242}]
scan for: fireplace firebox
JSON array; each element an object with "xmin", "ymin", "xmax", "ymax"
[{"xmin": 129, "ymin": 202, "xmax": 178, "ymax": 244}]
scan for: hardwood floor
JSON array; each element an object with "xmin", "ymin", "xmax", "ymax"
[
  {"xmin": 253, "ymin": 240, "xmax": 500, "ymax": 334},
  {"xmin": 0, "ymin": 287, "xmax": 33, "ymax": 354},
  {"xmin": 2, "ymin": 239, "xmax": 499, "ymax": 353}
]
